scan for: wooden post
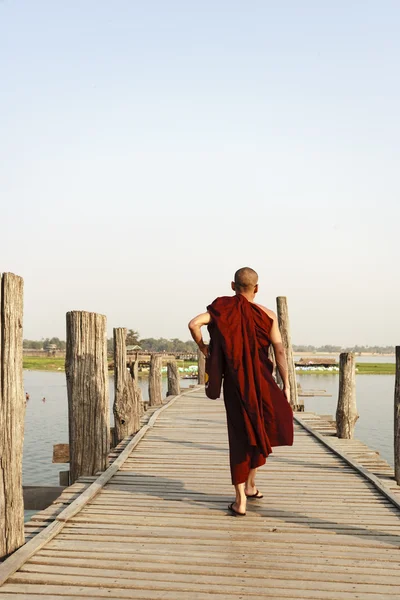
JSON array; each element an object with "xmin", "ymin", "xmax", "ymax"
[
  {"xmin": 276, "ymin": 297, "xmax": 302, "ymax": 411},
  {"xmin": 0, "ymin": 273, "xmax": 25, "ymax": 558},
  {"xmin": 167, "ymin": 359, "xmax": 180, "ymax": 396},
  {"xmin": 198, "ymin": 348, "xmax": 206, "ymax": 385},
  {"xmin": 395, "ymin": 347, "xmax": 400, "ymax": 484},
  {"xmin": 66, "ymin": 311, "xmax": 110, "ymax": 483},
  {"xmin": 149, "ymin": 355, "xmax": 163, "ymax": 406},
  {"xmin": 129, "ymin": 353, "xmax": 139, "ymax": 381},
  {"xmin": 336, "ymin": 352, "xmax": 358, "ymax": 439},
  {"xmin": 113, "ymin": 328, "xmax": 140, "ymax": 444}
]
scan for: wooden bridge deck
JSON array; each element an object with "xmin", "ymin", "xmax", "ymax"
[{"xmin": 1, "ymin": 387, "xmax": 400, "ymax": 599}]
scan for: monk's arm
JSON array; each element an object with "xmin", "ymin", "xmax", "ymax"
[
  {"xmin": 269, "ymin": 313, "xmax": 290, "ymax": 401},
  {"xmin": 188, "ymin": 312, "xmax": 211, "ymax": 357}
]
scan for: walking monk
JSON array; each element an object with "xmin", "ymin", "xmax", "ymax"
[{"xmin": 188, "ymin": 267, "xmax": 293, "ymax": 516}]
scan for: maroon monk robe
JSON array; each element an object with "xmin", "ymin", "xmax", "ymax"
[{"xmin": 205, "ymin": 295, "xmax": 294, "ymax": 485}]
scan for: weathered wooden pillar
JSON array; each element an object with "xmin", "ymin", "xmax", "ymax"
[
  {"xmin": 198, "ymin": 348, "xmax": 206, "ymax": 385},
  {"xmin": 113, "ymin": 328, "xmax": 140, "ymax": 444},
  {"xmin": 0, "ymin": 273, "xmax": 25, "ymax": 559},
  {"xmin": 336, "ymin": 352, "xmax": 358, "ymax": 439},
  {"xmin": 149, "ymin": 355, "xmax": 163, "ymax": 406},
  {"xmin": 167, "ymin": 359, "xmax": 180, "ymax": 396},
  {"xmin": 66, "ymin": 311, "xmax": 110, "ymax": 483},
  {"xmin": 395, "ymin": 347, "xmax": 400, "ymax": 484},
  {"xmin": 129, "ymin": 353, "xmax": 139, "ymax": 381},
  {"xmin": 276, "ymin": 297, "xmax": 302, "ymax": 411}
]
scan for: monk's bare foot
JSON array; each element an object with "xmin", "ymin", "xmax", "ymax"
[
  {"xmin": 245, "ymin": 486, "xmax": 263, "ymax": 498},
  {"xmin": 229, "ymin": 501, "xmax": 246, "ymax": 516}
]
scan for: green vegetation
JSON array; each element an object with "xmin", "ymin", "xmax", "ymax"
[
  {"xmin": 23, "ymin": 337, "xmax": 66, "ymax": 350},
  {"xmin": 296, "ymin": 363, "xmax": 395, "ymax": 375},
  {"xmin": 23, "ymin": 356, "xmax": 198, "ymax": 373},
  {"xmin": 23, "ymin": 356, "xmax": 395, "ymax": 375},
  {"xmin": 25, "ymin": 331, "xmax": 197, "ymax": 355},
  {"xmin": 356, "ymin": 363, "xmax": 395, "ymax": 375},
  {"xmin": 23, "ymin": 356, "xmax": 65, "ymax": 371}
]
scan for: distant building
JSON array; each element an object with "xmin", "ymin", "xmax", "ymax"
[
  {"xmin": 126, "ymin": 344, "xmax": 142, "ymax": 355},
  {"xmin": 295, "ymin": 357, "xmax": 337, "ymax": 368},
  {"xmin": 44, "ymin": 343, "xmax": 58, "ymax": 356}
]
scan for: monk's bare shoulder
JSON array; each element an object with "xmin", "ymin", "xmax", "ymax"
[{"xmin": 256, "ymin": 304, "xmax": 277, "ymax": 322}]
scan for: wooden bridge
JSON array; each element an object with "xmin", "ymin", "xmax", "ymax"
[{"xmin": 1, "ymin": 386, "xmax": 400, "ymax": 599}]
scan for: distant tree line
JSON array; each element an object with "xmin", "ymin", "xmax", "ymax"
[
  {"xmin": 23, "ymin": 337, "xmax": 66, "ymax": 350},
  {"xmin": 24, "ymin": 329, "xmax": 196, "ymax": 354},
  {"xmin": 23, "ymin": 335, "xmax": 394, "ymax": 355},
  {"xmin": 293, "ymin": 344, "xmax": 394, "ymax": 354}
]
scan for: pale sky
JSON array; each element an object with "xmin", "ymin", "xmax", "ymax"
[{"xmin": 1, "ymin": 1, "xmax": 399, "ymax": 346}]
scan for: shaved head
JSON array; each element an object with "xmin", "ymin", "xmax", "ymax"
[{"xmin": 233, "ymin": 267, "xmax": 259, "ymax": 292}]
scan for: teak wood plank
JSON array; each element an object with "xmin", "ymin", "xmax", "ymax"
[{"xmin": 1, "ymin": 387, "xmax": 400, "ymax": 598}]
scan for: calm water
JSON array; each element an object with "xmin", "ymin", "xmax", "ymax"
[
  {"xmin": 298, "ymin": 373, "xmax": 395, "ymax": 466},
  {"xmin": 22, "ymin": 369, "xmax": 395, "ymax": 486},
  {"xmin": 23, "ymin": 371, "xmax": 169, "ymax": 486}
]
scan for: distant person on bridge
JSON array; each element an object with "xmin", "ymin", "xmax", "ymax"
[{"xmin": 188, "ymin": 267, "xmax": 293, "ymax": 516}]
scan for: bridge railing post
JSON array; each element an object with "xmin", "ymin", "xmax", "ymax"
[
  {"xmin": 197, "ymin": 348, "xmax": 206, "ymax": 385},
  {"xmin": 336, "ymin": 352, "xmax": 358, "ymax": 439},
  {"xmin": 276, "ymin": 296, "xmax": 303, "ymax": 411},
  {"xmin": 167, "ymin": 359, "xmax": 180, "ymax": 396},
  {"xmin": 0, "ymin": 273, "xmax": 25, "ymax": 559},
  {"xmin": 129, "ymin": 352, "xmax": 139, "ymax": 381},
  {"xmin": 66, "ymin": 311, "xmax": 110, "ymax": 483},
  {"xmin": 113, "ymin": 327, "xmax": 141, "ymax": 444},
  {"xmin": 395, "ymin": 347, "xmax": 400, "ymax": 484},
  {"xmin": 149, "ymin": 354, "xmax": 163, "ymax": 406}
]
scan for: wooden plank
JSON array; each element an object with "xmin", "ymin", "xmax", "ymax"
[
  {"xmin": 294, "ymin": 414, "xmax": 400, "ymax": 511},
  {"xmin": 1, "ymin": 583, "xmax": 392, "ymax": 600},
  {"xmin": 7, "ymin": 570, "xmax": 400, "ymax": 597},
  {"xmin": 52, "ymin": 444, "xmax": 70, "ymax": 464},
  {"xmin": 2, "ymin": 386, "xmax": 400, "ymax": 598},
  {"xmin": 0, "ymin": 391, "xmax": 188, "ymax": 586},
  {"xmin": 20, "ymin": 556, "xmax": 400, "ymax": 586}
]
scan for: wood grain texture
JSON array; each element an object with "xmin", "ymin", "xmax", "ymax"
[
  {"xmin": 65, "ymin": 311, "xmax": 110, "ymax": 483},
  {"xmin": 336, "ymin": 352, "xmax": 358, "ymax": 439},
  {"xmin": 52, "ymin": 445, "xmax": 70, "ymax": 464},
  {"xmin": 148, "ymin": 355, "xmax": 163, "ymax": 406},
  {"xmin": 1, "ymin": 386, "xmax": 400, "ymax": 598},
  {"xmin": 0, "ymin": 273, "xmax": 25, "ymax": 558},
  {"xmin": 276, "ymin": 296, "xmax": 302, "ymax": 411},
  {"xmin": 0, "ymin": 393, "xmax": 185, "ymax": 586},
  {"xmin": 395, "ymin": 346, "xmax": 400, "ymax": 484},
  {"xmin": 167, "ymin": 360, "xmax": 180, "ymax": 396},
  {"xmin": 113, "ymin": 328, "xmax": 140, "ymax": 443},
  {"xmin": 197, "ymin": 348, "xmax": 205, "ymax": 385}
]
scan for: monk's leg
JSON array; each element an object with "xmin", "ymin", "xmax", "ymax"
[
  {"xmin": 245, "ymin": 468, "xmax": 258, "ymax": 496},
  {"xmin": 233, "ymin": 482, "xmax": 247, "ymax": 515}
]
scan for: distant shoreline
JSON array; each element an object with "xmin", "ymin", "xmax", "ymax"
[
  {"xmin": 23, "ymin": 356, "xmax": 395, "ymax": 375},
  {"xmin": 293, "ymin": 351, "xmax": 395, "ymax": 357}
]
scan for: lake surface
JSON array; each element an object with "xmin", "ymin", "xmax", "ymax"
[
  {"xmin": 22, "ymin": 369, "xmax": 395, "ymax": 486},
  {"xmin": 23, "ymin": 371, "xmax": 170, "ymax": 485},
  {"xmin": 298, "ymin": 374, "xmax": 394, "ymax": 467}
]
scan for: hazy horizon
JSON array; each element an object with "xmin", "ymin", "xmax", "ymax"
[{"xmin": 1, "ymin": 2, "xmax": 399, "ymax": 347}]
